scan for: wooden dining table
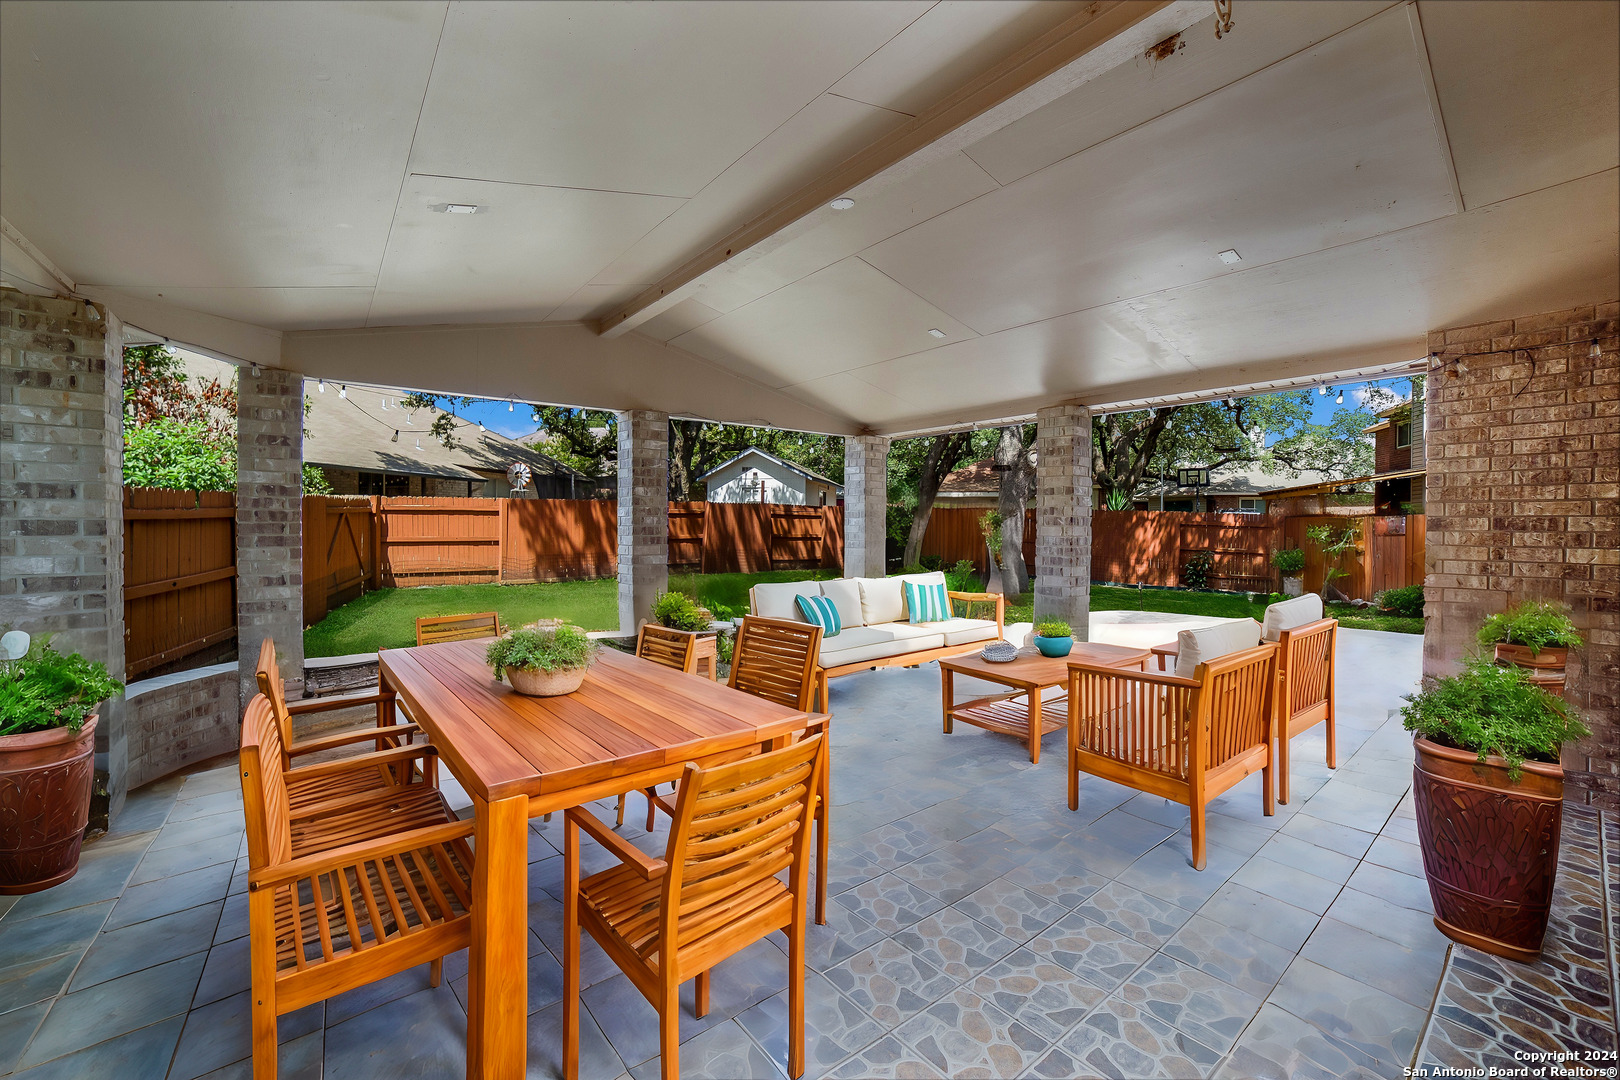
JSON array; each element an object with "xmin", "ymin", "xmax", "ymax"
[{"xmin": 378, "ymin": 640, "xmax": 816, "ymax": 1080}]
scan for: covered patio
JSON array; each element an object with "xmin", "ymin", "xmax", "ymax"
[{"xmin": 1, "ymin": 1, "xmax": 1616, "ymax": 1078}]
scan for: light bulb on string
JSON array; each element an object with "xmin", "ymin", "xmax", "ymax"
[
  {"xmin": 478, "ymin": 421, "xmax": 486, "ymax": 432},
  {"xmin": 338, "ymin": 384, "xmax": 347, "ymax": 399},
  {"xmin": 391, "ymin": 430, "xmax": 399, "ymax": 443},
  {"xmin": 317, "ymin": 379, "xmax": 325, "ymax": 393},
  {"xmin": 1335, "ymin": 388, "xmax": 1344, "ymax": 404},
  {"xmin": 1318, "ymin": 385, "xmax": 1327, "ymax": 396},
  {"xmin": 508, "ymin": 400, "xmax": 514, "ymax": 413},
  {"xmin": 1591, "ymin": 340, "xmax": 1603, "ymax": 360}
]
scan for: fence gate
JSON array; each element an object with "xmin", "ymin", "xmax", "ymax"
[{"xmin": 123, "ymin": 487, "xmax": 237, "ymax": 680}]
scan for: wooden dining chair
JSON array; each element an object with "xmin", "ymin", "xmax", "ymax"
[
  {"xmin": 1273, "ymin": 617, "xmax": 1338, "ymax": 805},
  {"xmin": 239, "ymin": 694, "xmax": 475, "ymax": 1080},
  {"xmin": 563, "ymin": 733, "xmax": 826, "ymax": 1080},
  {"xmin": 415, "ymin": 611, "xmax": 504, "ymax": 646},
  {"xmin": 255, "ymin": 638, "xmax": 436, "ymax": 808},
  {"xmin": 615, "ymin": 624, "xmax": 703, "ymax": 826}
]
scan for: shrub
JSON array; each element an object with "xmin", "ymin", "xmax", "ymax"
[
  {"xmin": 707, "ymin": 603, "xmax": 739, "ymax": 623},
  {"xmin": 0, "ymin": 635, "xmax": 124, "ymax": 738},
  {"xmin": 979, "ymin": 511, "xmax": 1004, "ymax": 568},
  {"xmin": 944, "ymin": 560, "xmax": 978, "ymax": 593},
  {"xmin": 485, "ymin": 625, "xmax": 595, "ymax": 678},
  {"xmin": 1182, "ymin": 550, "xmax": 1214, "ymax": 590},
  {"xmin": 1270, "ymin": 548, "xmax": 1306, "ymax": 576},
  {"xmin": 651, "ymin": 591, "xmax": 713, "ymax": 633},
  {"xmin": 1034, "ymin": 620, "xmax": 1073, "ymax": 639},
  {"xmin": 1401, "ymin": 656, "xmax": 1589, "ymax": 780},
  {"xmin": 1476, "ymin": 600, "xmax": 1583, "ymax": 656},
  {"xmin": 1376, "ymin": 585, "xmax": 1425, "ymax": 618},
  {"xmin": 919, "ymin": 555, "xmax": 944, "ymax": 571}
]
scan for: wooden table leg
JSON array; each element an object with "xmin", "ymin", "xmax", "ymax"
[
  {"xmin": 1067, "ymin": 683, "xmax": 1079, "ymax": 811},
  {"xmin": 1027, "ymin": 690, "xmax": 1040, "ymax": 765},
  {"xmin": 467, "ymin": 792, "xmax": 528, "ymax": 1080},
  {"xmin": 941, "ymin": 668, "xmax": 954, "ymax": 734}
]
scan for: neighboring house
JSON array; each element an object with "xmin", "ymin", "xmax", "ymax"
[
  {"xmin": 1259, "ymin": 398, "xmax": 1427, "ymax": 516},
  {"xmin": 935, "ymin": 458, "xmax": 1015, "ymax": 510},
  {"xmin": 702, "ymin": 447, "xmax": 841, "ymax": 506}
]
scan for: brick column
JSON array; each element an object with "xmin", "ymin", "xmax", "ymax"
[
  {"xmin": 617, "ymin": 410, "xmax": 668, "ymax": 632},
  {"xmin": 237, "ymin": 366, "xmax": 304, "ymax": 707},
  {"xmin": 0, "ymin": 288, "xmax": 128, "ymax": 819},
  {"xmin": 843, "ymin": 435, "xmax": 889, "ymax": 578},
  {"xmin": 1034, "ymin": 404, "xmax": 1093, "ymax": 638},
  {"xmin": 1425, "ymin": 301, "xmax": 1617, "ymax": 810}
]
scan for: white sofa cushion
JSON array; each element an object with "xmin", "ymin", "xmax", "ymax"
[
  {"xmin": 819, "ymin": 578, "xmax": 865, "ymax": 628},
  {"xmin": 1262, "ymin": 593, "xmax": 1324, "ymax": 642},
  {"xmin": 1175, "ymin": 619, "xmax": 1263, "ymax": 680},
  {"xmin": 857, "ymin": 577, "xmax": 905, "ymax": 625},
  {"xmin": 820, "ymin": 623, "xmax": 946, "ymax": 668},
  {"xmin": 934, "ymin": 618, "xmax": 1000, "ymax": 647},
  {"xmin": 752, "ymin": 580, "xmax": 821, "ymax": 622}
]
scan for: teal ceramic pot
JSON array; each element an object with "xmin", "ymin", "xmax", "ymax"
[{"xmin": 1033, "ymin": 635, "xmax": 1073, "ymax": 658}]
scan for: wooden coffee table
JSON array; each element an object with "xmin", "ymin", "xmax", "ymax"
[{"xmin": 939, "ymin": 643, "xmax": 1151, "ymax": 764}]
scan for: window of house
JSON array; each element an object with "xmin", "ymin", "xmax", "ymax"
[
  {"xmin": 1395, "ymin": 420, "xmax": 1412, "ymax": 448},
  {"xmin": 1237, "ymin": 498, "xmax": 1263, "ymax": 514}
]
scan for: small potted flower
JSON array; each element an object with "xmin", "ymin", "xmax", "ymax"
[
  {"xmin": 1402, "ymin": 656, "xmax": 1589, "ymax": 961},
  {"xmin": 0, "ymin": 632, "xmax": 123, "ymax": 894},
  {"xmin": 1032, "ymin": 620, "xmax": 1074, "ymax": 658},
  {"xmin": 1476, "ymin": 600, "xmax": 1582, "ymax": 697},
  {"xmin": 1270, "ymin": 548, "xmax": 1306, "ymax": 598},
  {"xmin": 486, "ymin": 624, "xmax": 597, "ymax": 697}
]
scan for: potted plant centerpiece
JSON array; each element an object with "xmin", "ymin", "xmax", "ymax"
[
  {"xmin": 1032, "ymin": 620, "xmax": 1074, "ymax": 658},
  {"xmin": 0, "ymin": 631, "xmax": 123, "ymax": 894},
  {"xmin": 1477, "ymin": 600, "xmax": 1583, "ymax": 698},
  {"xmin": 1271, "ymin": 547, "xmax": 1307, "ymax": 598},
  {"xmin": 1402, "ymin": 654, "xmax": 1589, "ymax": 961},
  {"xmin": 486, "ymin": 624, "xmax": 597, "ymax": 697}
]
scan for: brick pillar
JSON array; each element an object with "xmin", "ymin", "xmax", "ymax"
[
  {"xmin": 237, "ymin": 366, "xmax": 304, "ymax": 707},
  {"xmin": 0, "ymin": 288, "xmax": 128, "ymax": 820},
  {"xmin": 843, "ymin": 435, "xmax": 889, "ymax": 578},
  {"xmin": 617, "ymin": 410, "xmax": 668, "ymax": 632},
  {"xmin": 1034, "ymin": 404, "xmax": 1093, "ymax": 638},
  {"xmin": 1425, "ymin": 301, "xmax": 1618, "ymax": 810}
]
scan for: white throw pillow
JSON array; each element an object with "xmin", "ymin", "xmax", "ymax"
[
  {"xmin": 895, "ymin": 571, "xmax": 948, "ymax": 620},
  {"xmin": 857, "ymin": 577, "xmax": 905, "ymax": 625},
  {"xmin": 1175, "ymin": 619, "xmax": 1263, "ymax": 680},
  {"xmin": 819, "ymin": 578, "xmax": 865, "ymax": 628},
  {"xmin": 752, "ymin": 580, "xmax": 821, "ymax": 622},
  {"xmin": 1262, "ymin": 593, "xmax": 1325, "ymax": 642}
]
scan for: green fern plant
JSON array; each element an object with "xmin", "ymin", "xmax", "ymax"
[{"xmin": 1401, "ymin": 657, "xmax": 1588, "ymax": 780}]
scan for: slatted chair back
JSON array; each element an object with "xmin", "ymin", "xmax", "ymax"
[
  {"xmin": 636, "ymin": 623, "xmax": 699, "ymax": 673},
  {"xmin": 415, "ymin": 611, "xmax": 504, "ymax": 647},
  {"xmin": 728, "ymin": 616, "xmax": 822, "ymax": 712},
  {"xmin": 253, "ymin": 637, "xmax": 297, "ymax": 758},
  {"xmin": 240, "ymin": 694, "xmax": 294, "ymax": 868},
  {"xmin": 1274, "ymin": 617, "xmax": 1337, "ymax": 804},
  {"xmin": 1190, "ymin": 643, "xmax": 1279, "ymax": 773},
  {"xmin": 662, "ymin": 733, "xmax": 824, "ymax": 967}
]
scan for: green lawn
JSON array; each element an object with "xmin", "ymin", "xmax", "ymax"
[
  {"xmin": 1005, "ymin": 585, "xmax": 1422, "ymax": 635},
  {"xmin": 303, "ymin": 569, "xmax": 836, "ymax": 657}
]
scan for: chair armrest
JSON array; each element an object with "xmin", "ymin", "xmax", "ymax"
[
  {"xmin": 285, "ymin": 689, "xmax": 393, "ymax": 715},
  {"xmin": 947, "ymin": 591, "xmax": 997, "ymax": 602},
  {"xmin": 566, "ymin": 807, "xmax": 666, "ymax": 880},
  {"xmin": 286, "ymin": 723, "xmax": 423, "ymax": 757},
  {"xmin": 248, "ymin": 817, "xmax": 474, "ymax": 891},
  {"xmin": 949, "ymin": 592, "xmax": 1006, "ymax": 636},
  {"xmin": 1067, "ymin": 661, "xmax": 1200, "ymax": 690},
  {"xmin": 283, "ymin": 743, "xmax": 434, "ymax": 784}
]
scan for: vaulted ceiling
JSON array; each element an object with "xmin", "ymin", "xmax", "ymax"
[{"xmin": 3, "ymin": 1, "xmax": 1616, "ymax": 434}]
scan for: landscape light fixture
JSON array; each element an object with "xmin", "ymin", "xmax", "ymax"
[
  {"xmin": 1216, "ymin": 249, "xmax": 1242, "ymax": 265},
  {"xmin": 829, "ymin": 197, "xmax": 855, "ymax": 210},
  {"xmin": 927, "ymin": 328, "xmax": 946, "ymax": 339}
]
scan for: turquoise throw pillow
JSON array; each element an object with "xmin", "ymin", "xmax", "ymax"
[
  {"xmin": 904, "ymin": 581, "xmax": 950, "ymax": 624},
  {"xmin": 795, "ymin": 593, "xmax": 840, "ymax": 637}
]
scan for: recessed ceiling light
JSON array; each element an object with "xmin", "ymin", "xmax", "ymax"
[
  {"xmin": 442, "ymin": 203, "xmax": 479, "ymax": 214},
  {"xmin": 927, "ymin": 328, "xmax": 947, "ymax": 339},
  {"xmin": 1216, "ymin": 249, "xmax": 1242, "ymax": 265},
  {"xmin": 829, "ymin": 197, "xmax": 856, "ymax": 210}
]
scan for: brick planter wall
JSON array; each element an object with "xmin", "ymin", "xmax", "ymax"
[
  {"xmin": 1425, "ymin": 301, "xmax": 1618, "ymax": 809},
  {"xmin": 123, "ymin": 664, "xmax": 238, "ymax": 790}
]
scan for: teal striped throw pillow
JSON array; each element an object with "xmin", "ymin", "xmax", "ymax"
[
  {"xmin": 795, "ymin": 593, "xmax": 841, "ymax": 637},
  {"xmin": 904, "ymin": 580, "xmax": 950, "ymax": 624}
]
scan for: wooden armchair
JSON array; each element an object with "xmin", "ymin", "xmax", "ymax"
[
  {"xmin": 1066, "ymin": 642, "xmax": 1278, "ymax": 869},
  {"xmin": 415, "ymin": 611, "xmax": 504, "ymax": 646},
  {"xmin": 1273, "ymin": 617, "xmax": 1338, "ymax": 805},
  {"xmin": 616, "ymin": 624, "xmax": 702, "ymax": 825},
  {"xmin": 239, "ymin": 695, "xmax": 474, "ymax": 1080},
  {"xmin": 563, "ymin": 734, "xmax": 826, "ymax": 1080},
  {"xmin": 255, "ymin": 638, "xmax": 434, "ymax": 807}
]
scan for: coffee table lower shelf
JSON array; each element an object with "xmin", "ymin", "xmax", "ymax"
[{"xmin": 948, "ymin": 696, "xmax": 1068, "ymax": 744}]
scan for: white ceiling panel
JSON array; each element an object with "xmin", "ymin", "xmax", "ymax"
[
  {"xmin": 367, "ymin": 175, "xmax": 680, "ymax": 325},
  {"xmin": 862, "ymin": 5, "xmax": 1457, "ymax": 336},
  {"xmin": 637, "ymin": 298, "xmax": 726, "ymax": 344},
  {"xmin": 0, "ymin": 1, "xmax": 444, "ymax": 288},
  {"xmin": 1417, "ymin": 0, "xmax": 1620, "ymax": 210},
  {"xmin": 773, "ymin": 371, "xmax": 919, "ymax": 430},
  {"xmin": 543, "ymin": 283, "xmax": 648, "ymax": 324},
  {"xmin": 100, "ymin": 286, "xmax": 376, "ymax": 332},
  {"xmin": 408, "ymin": 0, "xmax": 928, "ymax": 198},
  {"xmin": 671, "ymin": 257, "xmax": 977, "ymax": 388},
  {"xmin": 829, "ymin": 0, "xmax": 1090, "ymax": 116}
]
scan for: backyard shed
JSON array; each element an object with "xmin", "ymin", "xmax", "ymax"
[{"xmin": 702, "ymin": 447, "xmax": 841, "ymax": 506}]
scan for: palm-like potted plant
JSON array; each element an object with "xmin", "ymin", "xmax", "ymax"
[
  {"xmin": 1271, "ymin": 547, "xmax": 1307, "ymax": 598},
  {"xmin": 486, "ymin": 625, "xmax": 597, "ymax": 697},
  {"xmin": 0, "ymin": 632, "xmax": 123, "ymax": 894},
  {"xmin": 1402, "ymin": 656, "xmax": 1589, "ymax": 961},
  {"xmin": 1477, "ymin": 600, "xmax": 1582, "ymax": 697},
  {"xmin": 1032, "ymin": 620, "xmax": 1074, "ymax": 658}
]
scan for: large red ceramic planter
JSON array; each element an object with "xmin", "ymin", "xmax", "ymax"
[
  {"xmin": 1493, "ymin": 643, "xmax": 1568, "ymax": 699},
  {"xmin": 1412, "ymin": 735, "xmax": 1562, "ymax": 962},
  {"xmin": 0, "ymin": 715, "xmax": 98, "ymax": 895}
]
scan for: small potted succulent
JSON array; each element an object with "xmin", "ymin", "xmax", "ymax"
[
  {"xmin": 1271, "ymin": 548, "xmax": 1307, "ymax": 598},
  {"xmin": 486, "ymin": 624, "xmax": 597, "ymax": 697},
  {"xmin": 0, "ymin": 631, "xmax": 123, "ymax": 894},
  {"xmin": 1032, "ymin": 620, "xmax": 1074, "ymax": 658},
  {"xmin": 1477, "ymin": 600, "xmax": 1582, "ymax": 697},
  {"xmin": 1402, "ymin": 656, "xmax": 1589, "ymax": 961}
]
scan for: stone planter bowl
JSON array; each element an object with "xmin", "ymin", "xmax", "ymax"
[
  {"xmin": 1033, "ymin": 635, "xmax": 1073, "ymax": 658},
  {"xmin": 505, "ymin": 666, "xmax": 588, "ymax": 697}
]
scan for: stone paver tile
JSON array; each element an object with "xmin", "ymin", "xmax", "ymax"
[
  {"xmin": 954, "ymin": 878, "xmax": 1070, "ymax": 942},
  {"xmin": 1117, "ymin": 837, "xmax": 1247, "ymax": 911},
  {"xmin": 321, "ymin": 983, "xmax": 465, "ymax": 1079},
  {"xmin": 1229, "ymin": 856, "xmax": 1343, "ymax": 915},
  {"xmin": 1193, "ymin": 881, "xmax": 1320, "ymax": 953},
  {"xmin": 104, "ymin": 860, "xmax": 233, "ymax": 931},
  {"xmin": 70, "ymin": 899, "xmax": 220, "ymax": 990},
  {"xmin": 1118, "ymin": 952, "xmax": 1265, "ymax": 1053},
  {"xmin": 830, "ymin": 873, "xmax": 946, "ymax": 934},
  {"xmin": 736, "ymin": 971, "xmax": 886, "ymax": 1080},
  {"xmin": 1001, "ymin": 851, "xmax": 1109, "ymax": 910},
  {"xmin": 1073, "ymin": 880, "xmax": 1196, "ymax": 947},
  {"xmin": 1324, "ymin": 886, "xmax": 1447, "ymax": 951},
  {"xmin": 167, "ymin": 990, "xmax": 324, "ymax": 1080},
  {"xmin": 194, "ymin": 937, "xmax": 250, "ymax": 1008},
  {"xmin": 530, "ymin": 997, "xmax": 627, "ymax": 1080},
  {"xmin": 1037, "ymin": 994, "xmax": 1220, "ymax": 1080},
  {"xmin": 969, "ymin": 947, "xmax": 1106, "ymax": 1041},
  {"xmin": 1362, "ymin": 833, "xmax": 1425, "ymax": 877},
  {"xmin": 1269, "ymin": 957, "xmax": 1425, "ymax": 1068},
  {"xmin": 10, "ymin": 1014, "xmax": 185, "ymax": 1080},
  {"xmin": 824, "ymin": 1034, "xmax": 946, "ymax": 1079},
  {"xmin": 165, "ymin": 789, "xmax": 243, "ymax": 824},
  {"xmin": 128, "ymin": 831, "xmax": 241, "ymax": 886},
  {"xmin": 893, "ymin": 985, "xmax": 1051, "ymax": 1079},
  {"xmin": 1213, "ymin": 1002, "xmax": 1391, "ymax": 1080},
  {"xmin": 824, "ymin": 939, "xmax": 957, "ymax": 1026},
  {"xmin": 1161, "ymin": 914, "xmax": 1295, "ymax": 998},
  {"xmin": 584, "ymin": 970, "xmax": 722, "ymax": 1069},
  {"xmin": 16, "ymin": 952, "xmax": 203, "ymax": 1070},
  {"xmin": 1253, "ymin": 833, "xmax": 1361, "ymax": 883},
  {"xmin": 1299, "ymin": 917, "xmax": 1447, "ymax": 1010},
  {"xmin": 1, "ymin": 832, "xmax": 154, "ymax": 923},
  {"xmin": 1025, "ymin": 911, "xmax": 1155, "ymax": 992},
  {"xmin": 1343, "ymin": 860, "xmax": 1432, "ymax": 913},
  {"xmin": 186, "ymin": 1027, "xmax": 325, "ymax": 1080},
  {"xmin": 890, "ymin": 847, "xmax": 1014, "ymax": 906},
  {"xmin": 0, "ymin": 1000, "xmax": 48, "ymax": 1074},
  {"xmin": 0, "ymin": 953, "xmax": 81, "ymax": 1016},
  {"xmin": 795, "ymin": 903, "xmax": 888, "ymax": 973},
  {"xmin": 627, "ymin": 1018, "xmax": 784, "ymax": 1080},
  {"xmin": 1277, "ymin": 812, "xmax": 1377, "ymax": 859},
  {"xmin": 0, "ymin": 901, "xmax": 112, "ymax": 973},
  {"xmin": 149, "ymin": 811, "xmax": 244, "ymax": 853},
  {"xmin": 891, "ymin": 905, "xmax": 1019, "ymax": 982}
]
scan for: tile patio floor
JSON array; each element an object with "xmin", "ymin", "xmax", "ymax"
[{"xmin": 0, "ymin": 627, "xmax": 1611, "ymax": 1078}]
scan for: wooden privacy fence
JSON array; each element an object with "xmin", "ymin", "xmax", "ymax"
[
  {"xmin": 123, "ymin": 487, "xmax": 236, "ymax": 680},
  {"xmin": 1282, "ymin": 513, "xmax": 1426, "ymax": 600}
]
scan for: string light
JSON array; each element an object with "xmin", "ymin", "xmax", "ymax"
[
  {"xmin": 1318, "ymin": 385, "xmax": 1327, "ymax": 396},
  {"xmin": 508, "ymin": 400, "xmax": 514, "ymax": 412},
  {"xmin": 317, "ymin": 379, "xmax": 325, "ymax": 392},
  {"xmin": 1335, "ymin": 388, "xmax": 1344, "ymax": 404},
  {"xmin": 250, "ymin": 364, "xmax": 261, "ymax": 377},
  {"xmin": 415, "ymin": 439, "xmax": 422, "ymax": 450},
  {"xmin": 1591, "ymin": 339, "xmax": 1603, "ymax": 360},
  {"xmin": 391, "ymin": 430, "xmax": 399, "ymax": 442},
  {"xmin": 338, "ymin": 384, "xmax": 347, "ymax": 399},
  {"xmin": 478, "ymin": 421, "xmax": 486, "ymax": 432}
]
